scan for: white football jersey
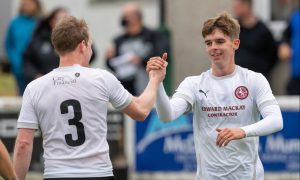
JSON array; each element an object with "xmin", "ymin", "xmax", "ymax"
[
  {"xmin": 173, "ymin": 66, "xmax": 277, "ymax": 180},
  {"xmin": 18, "ymin": 64, "xmax": 132, "ymax": 178}
]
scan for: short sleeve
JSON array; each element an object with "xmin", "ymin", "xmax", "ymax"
[
  {"xmin": 173, "ymin": 77, "xmax": 195, "ymax": 108},
  {"xmin": 17, "ymin": 87, "xmax": 39, "ymax": 129},
  {"xmin": 253, "ymin": 73, "xmax": 277, "ymax": 110},
  {"xmin": 104, "ymin": 71, "xmax": 132, "ymax": 110}
]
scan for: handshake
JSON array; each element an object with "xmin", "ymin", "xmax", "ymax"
[{"xmin": 146, "ymin": 52, "xmax": 168, "ymax": 82}]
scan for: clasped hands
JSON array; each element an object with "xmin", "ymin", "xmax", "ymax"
[{"xmin": 146, "ymin": 53, "xmax": 168, "ymax": 82}]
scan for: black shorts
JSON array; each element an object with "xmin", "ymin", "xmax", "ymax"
[{"xmin": 44, "ymin": 177, "xmax": 114, "ymax": 180}]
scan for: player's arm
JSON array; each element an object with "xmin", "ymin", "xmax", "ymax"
[
  {"xmin": 122, "ymin": 54, "xmax": 167, "ymax": 121},
  {"xmin": 146, "ymin": 56, "xmax": 191, "ymax": 122},
  {"xmin": 216, "ymin": 74, "xmax": 283, "ymax": 147},
  {"xmin": 154, "ymin": 83, "xmax": 190, "ymax": 122},
  {"xmin": 0, "ymin": 140, "xmax": 17, "ymax": 180},
  {"xmin": 216, "ymin": 105, "xmax": 283, "ymax": 147},
  {"xmin": 240, "ymin": 74, "xmax": 283, "ymax": 137},
  {"xmin": 241, "ymin": 104, "xmax": 283, "ymax": 137},
  {"xmin": 13, "ymin": 128, "xmax": 35, "ymax": 180}
]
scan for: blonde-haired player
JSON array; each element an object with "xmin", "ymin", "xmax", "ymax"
[{"xmin": 13, "ymin": 16, "xmax": 167, "ymax": 180}]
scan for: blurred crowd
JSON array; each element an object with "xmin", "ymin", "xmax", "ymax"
[{"xmin": 0, "ymin": 0, "xmax": 299, "ymax": 96}]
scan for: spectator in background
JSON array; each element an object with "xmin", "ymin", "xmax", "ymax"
[
  {"xmin": 23, "ymin": 7, "xmax": 97, "ymax": 83},
  {"xmin": 232, "ymin": 0, "xmax": 278, "ymax": 82},
  {"xmin": 4, "ymin": 0, "xmax": 42, "ymax": 95},
  {"xmin": 105, "ymin": 2, "xmax": 169, "ymax": 95},
  {"xmin": 278, "ymin": 9, "xmax": 300, "ymax": 95},
  {"xmin": 0, "ymin": 140, "xmax": 17, "ymax": 180}
]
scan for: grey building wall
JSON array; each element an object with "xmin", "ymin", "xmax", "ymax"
[
  {"xmin": 165, "ymin": 0, "xmax": 232, "ymax": 92},
  {"xmin": 0, "ymin": 0, "xmax": 12, "ymax": 58}
]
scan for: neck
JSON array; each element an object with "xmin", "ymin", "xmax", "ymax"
[
  {"xmin": 212, "ymin": 63, "xmax": 236, "ymax": 77},
  {"xmin": 59, "ymin": 52, "xmax": 83, "ymax": 67}
]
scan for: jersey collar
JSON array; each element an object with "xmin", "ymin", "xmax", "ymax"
[
  {"xmin": 209, "ymin": 65, "xmax": 238, "ymax": 80},
  {"xmin": 54, "ymin": 64, "xmax": 82, "ymax": 72}
]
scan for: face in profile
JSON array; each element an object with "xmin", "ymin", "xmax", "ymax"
[{"xmin": 83, "ymin": 39, "xmax": 93, "ymax": 67}]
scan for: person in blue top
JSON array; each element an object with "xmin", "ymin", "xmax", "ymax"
[
  {"xmin": 4, "ymin": 0, "xmax": 42, "ymax": 95},
  {"xmin": 278, "ymin": 9, "xmax": 300, "ymax": 95}
]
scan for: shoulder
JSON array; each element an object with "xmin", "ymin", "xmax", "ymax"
[
  {"xmin": 238, "ymin": 66, "xmax": 269, "ymax": 91},
  {"xmin": 256, "ymin": 20, "xmax": 272, "ymax": 33},
  {"xmin": 237, "ymin": 65, "xmax": 263, "ymax": 79},
  {"xmin": 83, "ymin": 68, "xmax": 118, "ymax": 83},
  {"xmin": 28, "ymin": 32, "xmax": 45, "ymax": 46},
  {"xmin": 243, "ymin": 66, "xmax": 263, "ymax": 78},
  {"xmin": 256, "ymin": 20, "xmax": 267, "ymax": 28},
  {"xmin": 179, "ymin": 72, "xmax": 207, "ymax": 88},
  {"xmin": 143, "ymin": 27, "xmax": 157, "ymax": 34},
  {"xmin": 28, "ymin": 71, "xmax": 53, "ymax": 86},
  {"xmin": 25, "ymin": 73, "xmax": 49, "ymax": 96},
  {"xmin": 33, "ymin": 24, "xmax": 51, "ymax": 38},
  {"xmin": 11, "ymin": 15, "xmax": 23, "ymax": 22},
  {"xmin": 9, "ymin": 16, "xmax": 22, "ymax": 27},
  {"xmin": 85, "ymin": 67, "xmax": 112, "ymax": 76},
  {"xmin": 184, "ymin": 74, "xmax": 203, "ymax": 82},
  {"xmin": 143, "ymin": 27, "xmax": 165, "ymax": 38},
  {"xmin": 188, "ymin": 69, "xmax": 210, "ymax": 82},
  {"xmin": 114, "ymin": 34, "xmax": 128, "ymax": 43}
]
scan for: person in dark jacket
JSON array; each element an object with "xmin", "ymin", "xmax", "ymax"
[
  {"xmin": 23, "ymin": 7, "xmax": 96, "ymax": 83},
  {"xmin": 232, "ymin": 0, "xmax": 278, "ymax": 82},
  {"xmin": 105, "ymin": 2, "xmax": 169, "ymax": 95}
]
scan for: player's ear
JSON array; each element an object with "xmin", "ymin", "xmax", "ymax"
[
  {"xmin": 233, "ymin": 39, "xmax": 240, "ymax": 50},
  {"xmin": 78, "ymin": 40, "xmax": 86, "ymax": 52},
  {"xmin": 83, "ymin": 40, "xmax": 88, "ymax": 46}
]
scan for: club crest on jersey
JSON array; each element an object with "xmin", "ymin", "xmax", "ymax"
[{"xmin": 235, "ymin": 86, "xmax": 248, "ymax": 100}]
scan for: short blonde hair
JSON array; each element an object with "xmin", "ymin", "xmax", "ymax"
[{"xmin": 202, "ymin": 12, "xmax": 240, "ymax": 39}]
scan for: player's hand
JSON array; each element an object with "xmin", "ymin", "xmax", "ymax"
[
  {"xmin": 146, "ymin": 53, "xmax": 168, "ymax": 73},
  {"xmin": 105, "ymin": 47, "xmax": 116, "ymax": 59},
  {"xmin": 278, "ymin": 43, "xmax": 291, "ymax": 61},
  {"xmin": 130, "ymin": 55, "xmax": 142, "ymax": 65},
  {"xmin": 216, "ymin": 128, "xmax": 246, "ymax": 147},
  {"xmin": 148, "ymin": 53, "xmax": 168, "ymax": 82}
]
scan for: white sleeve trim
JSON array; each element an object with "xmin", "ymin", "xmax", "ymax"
[
  {"xmin": 114, "ymin": 94, "xmax": 133, "ymax": 110},
  {"xmin": 17, "ymin": 122, "xmax": 39, "ymax": 129},
  {"xmin": 241, "ymin": 104, "xmax": 283, "ymax": 137}
]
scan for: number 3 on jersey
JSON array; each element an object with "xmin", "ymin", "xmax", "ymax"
[{"xmin": 60, "ymin": 99, "xmax": 86, "ymax": 147}]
